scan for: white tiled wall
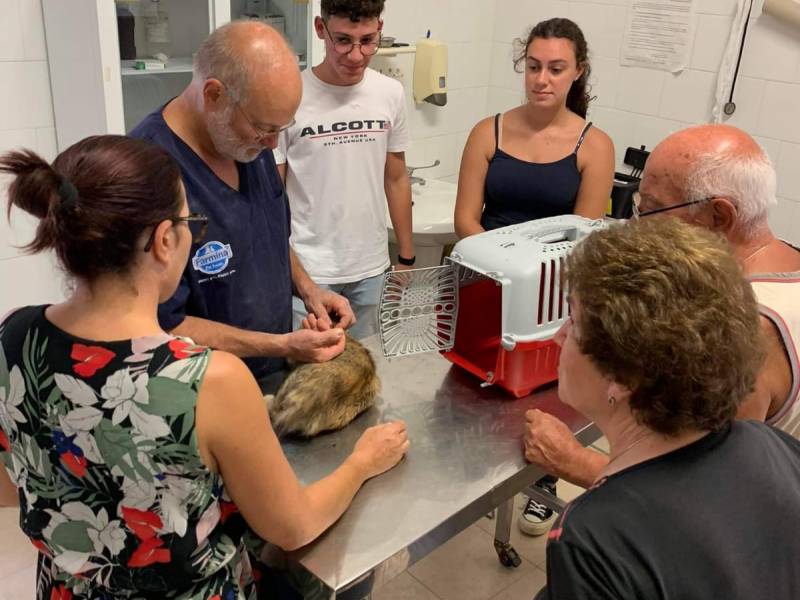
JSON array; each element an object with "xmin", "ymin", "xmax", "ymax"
[
  {"xmin": 0, "ymin": 0, "xmax": 63, "ymax": 314},
  {"xmin": 487, "ymin": 0, "xmax": 800, "ymax": 244},
  {"xmin": 373, "ymin": 0, "xmax": 496, "ymax": 180}
]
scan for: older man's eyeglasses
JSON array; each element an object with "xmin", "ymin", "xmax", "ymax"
[
  {"xmin": 233, "ymin": 101, "xmax": 295, "ymax": 140},
  {"xmin": 322, "ymin": 19, "xmax": 381, "ymax": 56},
  {"xmin": 218, "ymin": 83, "xmax": 295, "ymax": 140},
  {"xmin": 631, "ymin": 192, "xmax": 714, "ymax": 220},
  {"xmin": 143, "ymin": 213, "xmax": 209, "ymax": 252}
]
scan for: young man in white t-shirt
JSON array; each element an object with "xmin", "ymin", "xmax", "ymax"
[{"xmin": 275, "ymin": 0, "xmax": 414, "ymax": 339}]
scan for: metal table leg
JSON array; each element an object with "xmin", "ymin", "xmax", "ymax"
[
  {"xmin": 493, "ymin": 496, "xmax": 521, "ymax": 568},
  {"xmin": 524, "ymin": 484, "xmax": 567, "ymax": 513}
]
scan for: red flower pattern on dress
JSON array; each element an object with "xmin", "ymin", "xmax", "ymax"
[
  {"xmin": 219, "ymin": 500, "xmax": 239, "ymax": 524},
  {"xmin": 2, "ymin": 308, "xmax": 256, "ymax": 596},
  {"xmin": 31, "ymin": 538, "xmax": 50, "ymax": 556},
  {"xmin": 168, "ymin": 339, "xmax": 204, "ymax": 359},
  {"xmin": 60, "ymin": 451, "xmax": 87, "ymax": 478},
  {"xmin": 70, "ymin": 344, "xmax": 115, "ymax": 378},
  {"xmin": 50, "ymin": 584, "xmax": 72, "ymax": 600},
  {"xmin": 121, "ymin": 506, "xmax": 163, "ymax": 540},
  {"xmin": 127, "ymin": 536, "xmax": 171, "ymax": 568}
]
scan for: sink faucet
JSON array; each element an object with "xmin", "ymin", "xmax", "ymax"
[{"xmin": 407, "ymin": 159, "xmax": 440, "ymax": 186}]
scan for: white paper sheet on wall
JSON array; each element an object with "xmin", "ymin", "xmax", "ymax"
[{"xmin": 620, "ymin": 0, "xmax": 697, "ymax": 73}]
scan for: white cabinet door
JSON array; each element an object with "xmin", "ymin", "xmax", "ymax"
[
  {"xmin": 42, "ymin": 0, "xmax": 126, "ymax": 150},
  {"xmin": 43, "ymin": 0, "xmax": 229, "ymax": 149},
  {"xmin": 43, "ymin": 0, "xmax": 317, "ymax": 151}
]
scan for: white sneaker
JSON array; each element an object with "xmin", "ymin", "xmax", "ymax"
[{"xmin": 517, "ymin": 495, "xmax": 556, "ymax": 536}]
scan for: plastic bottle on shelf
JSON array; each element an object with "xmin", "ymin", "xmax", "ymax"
[
  {"xmin": 143, "ymin": 0, "xmax": 171, "ymax": 61},
  {"xmin": 116, "ymin": 3, "xmax": 136, "ymax": 60}
]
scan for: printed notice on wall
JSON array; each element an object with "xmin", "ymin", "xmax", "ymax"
[{"xmin": 621, "ymin": 0, "xmax": 696, "ymax": 72}]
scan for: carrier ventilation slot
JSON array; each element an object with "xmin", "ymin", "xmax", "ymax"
[
  {"xmin": 557, "ymin": 257, "xmax": 566, "ymax": 320},
  {"xmin": 537, "ymin": 264, "xmax": 546, "ymax": 326},
  {"xmin": 547, "ymin": 259, "xmax": 556, "ymax": 323}
]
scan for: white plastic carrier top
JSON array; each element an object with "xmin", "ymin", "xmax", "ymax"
[
  {"xmin": 378, "ymin": 215, "xmax": 607, "ymax": 358},
  {"xmin": 448, "ymin": 215, "xmax": 606, "ymax": 347}
]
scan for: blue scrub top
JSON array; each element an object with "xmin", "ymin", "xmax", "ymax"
[{"xmin": 130, "ymin": 106, "xmax": 292, "ymax": 381}]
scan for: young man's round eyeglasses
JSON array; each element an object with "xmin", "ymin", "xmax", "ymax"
[{"xmin": 322, "ymin": 19, "xmax": 381, "ymax": 56}]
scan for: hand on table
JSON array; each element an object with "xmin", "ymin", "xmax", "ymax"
[
  {"xmin": 349, "ymin": 420, "xmax": 410, "ymax": 480},
  {"xmin": 523, "ymin": 409, "xmax": 586, "ymax": 479}
]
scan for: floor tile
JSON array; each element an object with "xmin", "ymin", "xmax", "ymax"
[
  {"xmin": 591, "ymin": 436, "xmax": 610, "ymax": 454},
  {"xmin": 557, "ymin": 480, "xmax": 585, "ymax": 503},
  {"xmin": 372, "ymin": 572, "xmax": 439, "ymax": 600},
  {"xmin": 409, "ymin": 524, "xmax": 536, "ymax": 600},
  {"xmin": 0, "ymin": 506, "xmax": 21, "ymax": 538},
  {"xmin": 0, "ymin": 543, "xmax": 37, "ymax": 580},
  {"xmin": 3, "ymin": 564, "xmax": 36, "ymax": 600},
  {"xmin": 476, "ymin": 493, "xmax": 568, "ymax": 568},
  {"xmin": 489, "ymin": 566, "xmax": 547, "ymax": 600},
  {"xmin": 0, "ymin": 508, "xmax": 37, "ymax": 579}
]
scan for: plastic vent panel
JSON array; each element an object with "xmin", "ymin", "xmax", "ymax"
[{"xmin": 378, "ymin": 265, "xmax": 458, "ymax": 358}]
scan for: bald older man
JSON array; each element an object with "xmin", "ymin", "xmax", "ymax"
[
  {"xmin": 523, "ymin": 124, "xmax": 800, "ymax": 490},
  {"xmin": 131, "ymin": 21, "xmax": 355, "ymax": 391}
]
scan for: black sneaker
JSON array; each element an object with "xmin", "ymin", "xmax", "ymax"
[{"xmin": 518, "ymin": 495, "xmax": 556, "ymax": 536}]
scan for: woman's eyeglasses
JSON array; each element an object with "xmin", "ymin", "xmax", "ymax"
[{"xmin": 143, "ymin": 213, "xmax": 209, "ymax": 252}]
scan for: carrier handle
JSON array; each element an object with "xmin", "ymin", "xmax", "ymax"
[{"xmin": 535, "ymin": 228, "xmax": 576, "ymax": 245}]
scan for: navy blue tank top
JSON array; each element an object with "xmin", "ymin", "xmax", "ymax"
[{"xmin": 481, "ymin": 114, "xmax": 592, "ymax": 231}]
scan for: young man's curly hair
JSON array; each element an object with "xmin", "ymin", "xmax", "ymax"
[
  {"xmin": 564, "ymin": 218, "xmax": 764, "ymax": 436},
  {"xmin": 321, "ymin": 0, "xmax": 385, "ymax": 22}
]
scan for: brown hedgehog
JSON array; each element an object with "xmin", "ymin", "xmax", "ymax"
[{"xmin": 265, "ymin": 336, "xmax": 381, "ymax": 437}]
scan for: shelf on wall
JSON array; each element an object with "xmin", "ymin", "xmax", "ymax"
[
  {"xmin": 121, "ymin": 57, "xmax": 194, "ymax": 76},
  {"xmin": 376, "ymin": 45, "xmax": 416, "ymax": 57},
  {"xmin": 122, "ymin": 55, "xmax": 308, "ymax": 74}
]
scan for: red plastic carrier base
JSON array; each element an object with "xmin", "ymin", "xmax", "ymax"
[{"xmin": 440, "ymin": 278, "xmax": 560, "ymax": 398}]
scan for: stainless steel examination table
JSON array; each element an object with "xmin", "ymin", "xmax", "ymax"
[{"xmin": 280, "ymin": 336, "xmax": 601, "ymax": 599}]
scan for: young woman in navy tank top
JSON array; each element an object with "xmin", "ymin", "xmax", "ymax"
[
  {"xmin": 454, "ymin": 18, "xmax": 615, "ymax": 538},
  {"xmin": 455, "ymin": 18, "xmax": 615, "ymax": 238}
]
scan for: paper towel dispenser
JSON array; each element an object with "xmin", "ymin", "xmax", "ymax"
[
  {"xmin": 413, "ymin": 39, "xmax": 448, "ymax": 106},
  {"xmin": 764, "ymin": 0, "xmax": 800, "ymax": 28}
]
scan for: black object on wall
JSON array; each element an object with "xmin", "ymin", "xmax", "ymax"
[
  {"xmin": 117, "ymin": 4, "xmax": 137, "ymax": 60},
  {"xmin": 610, "ymin": 173, "xmax": 638, "ymax": 219}
]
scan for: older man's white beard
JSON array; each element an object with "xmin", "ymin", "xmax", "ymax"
[{"xmin": 207, "ymin": 107, "xmax": 263, "ymax": 163}]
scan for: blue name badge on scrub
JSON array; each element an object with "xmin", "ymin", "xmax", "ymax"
[{"xmin": 192, "ymin": 241, "xmax": 233, "ymax": 276}]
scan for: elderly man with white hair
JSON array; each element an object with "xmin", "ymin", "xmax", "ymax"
[
  {"xmin": 130, "ymin": 20, "xmax": 356, "ymax": 394},
  {"xmin": 523, "ymin": 123, "xmax": 800, "ymax": 490}
]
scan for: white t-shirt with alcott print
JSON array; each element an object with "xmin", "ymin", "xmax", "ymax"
[{"xmin": 274, "ymin": 67, "xmax": 410, "ymax": 284}]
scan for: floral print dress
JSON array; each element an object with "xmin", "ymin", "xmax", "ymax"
[{"xmin": 0, "ymin": 306, "xmax": 257, "ymax": 600}]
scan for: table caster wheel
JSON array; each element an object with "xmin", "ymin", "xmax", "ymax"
[{"xmin": 494, "ymin": 540, "xmax": 521, "ymax": 568}]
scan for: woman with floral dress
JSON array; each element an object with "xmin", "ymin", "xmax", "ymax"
[{"xmin": 0, "ymin": 135, "xmax": 409, "ymax": 599}]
